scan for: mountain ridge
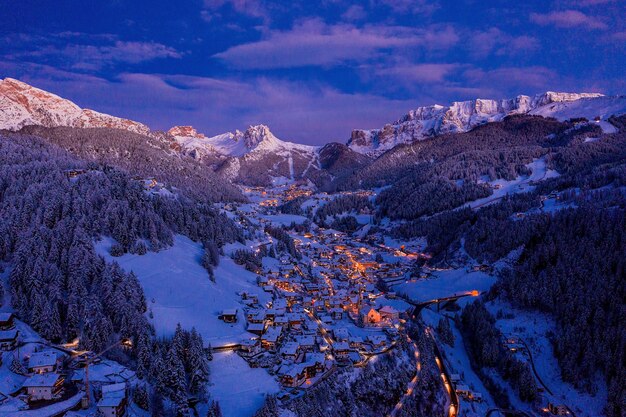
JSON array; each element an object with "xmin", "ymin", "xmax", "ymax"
[{"xmin": 347, "ymin": 91, "xmax": 626, "ymax": 155}]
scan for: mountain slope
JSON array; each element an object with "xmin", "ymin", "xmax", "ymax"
[
  {"xmin": 347, "ymin": 92, "xmax": 623, "ymax": 155},
  {"xmin": 169, "ymin": 124, "xmax": 321, "ymax": 186},
  {"xmin": 0, "ymin": 78, "xmax": 151, "ymax": 135}
]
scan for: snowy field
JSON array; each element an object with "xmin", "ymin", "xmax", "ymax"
[
  {"xmin": 96, "ymin": 235, "xmax": 271, "ymax": 346},
  {"xmin": 394, "ymin": 269, "xmax": 495, "ymax": 304},
  {"xmin": 530, "ymin": 96, "xmax": 626, "ymax": 134},
  {"xmin": 468, "ymin": 158, "xmax": 559, "ymax": 209},
  {"xmin": 205, "ymin": 351, "xmax": 280, "ymax": 417}
]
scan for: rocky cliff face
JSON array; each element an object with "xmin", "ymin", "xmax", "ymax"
[
  {"xmin": 348, "ymin": 92, "xmax": 606, "ymax": 155},
  {"xmin": 0, "ymin": 78, "xmax": 151, "ymax": 135}
]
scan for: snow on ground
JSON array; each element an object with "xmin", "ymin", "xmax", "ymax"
[
  {"xmin": 394, "ymin": 269, "xmax": 495, "ymax": 304},
  {"xmin": 422, "ymin": 309, "xmax": 494, "ymax": 416},
  {"xmin": 530, "ymin": 95, "xmax": 626, "ymax": 133},
  {"xmin": 484, "ymin": 300, "xmax": 607, "ymax": 417},
  {"xmin": 206, "ymin": 351, "xmax": 280, "ymax": 417},
  {"xmin": 96, "ymin": 235, "xmax": 271, "ymax": 346},
  {"xmin": 468, "ymin": 158, "xmax": 558, "ymax": 209},
  {"xmin": 259, "ymin": 213, "xmax": 308, "ymax": 226},
  {"xmin": 0, "ymin": 392, "xmax": 83, "ymax": 416}
]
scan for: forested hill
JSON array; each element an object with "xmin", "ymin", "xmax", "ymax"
[
  {"xmin": 0, "ymin": 133, "xmax": 241, "ymax": 353},
  {"xmin": 392, "ymin": 115, "xmax": 626, "ymax": 417},
  {"xmin": 12, "ymin": 125, "xmax": 245, "ymax": 202}
]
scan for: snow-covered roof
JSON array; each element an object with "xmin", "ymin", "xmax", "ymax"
[
  {"xmin": 101, "ymin": 382, "xmax": 126, "ymax": 398},
  {"xmin": 23, "ymin": 373, "xmax": 61, "ymax": 387},
  {"xmin": 0, "ymin": 312, "xmax": 14, "ymax": 322},
  {"xmin": 0, "ymin": 329, "xmax": 18, "ymax": 341},
  {"xmin": 28, "ymin": 351, "xmax": 57, "ymax": 368},
  {"xmin": 98, "ymin": 395, "xmax": 125, "ymax": 407}
]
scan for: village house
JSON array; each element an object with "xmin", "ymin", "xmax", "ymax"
[
  {"xmin": 379, "ymin": 305, "xmax": 400, "ymax": 322},
  {"xmin": 28, "ymin": 351, "xmax": 60, "ymax": 374},
  {"xmin": 23, "ymin": 373, "xmax": 64, "ymax": 401},
  {"xmin": 359, "ymin": 306, "xmax": 381, "ymax": 325},
  {"xmin": 239, "ymin": 338, "xmax": 260, "ymax": 354},
  {"xmin": 98, "ymin": 383, "xmax": 127, "ymax": 417},
  {"xmin": 0, "ymin": 329, "xmax": 18, "ymax": 350},
  {"xmin": 0, "ymin": 313, "xmax": 15, "ymax": 330},
  {"xmin": 333, "ymin": 342, "xmax": 351, "ymax": 359},
  {"xmin": 261, "ymin": 327, "xmax": 282, "ymax": 351},
  {"xmin": 366, "ymin": 334, "xmax": 388, "ymax": 349},
  {"xmin": 219, "ymin": 309, "xmax": 238, "ymax": 323},
  {"xmin": 295, "ymin": 335, "xmax": 316, "ymax": 352},
  {"xmin": 246, "ymin": 322, "xmax": 265, "ymax": 336},
  {"xmin": 280, "ymin": 342, "xmax": 300, "ymax": 361}
]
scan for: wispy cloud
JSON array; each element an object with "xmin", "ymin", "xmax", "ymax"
[
  {"xmin": 213, "ymin": 19, "xmax": 458, "ymax": 69},
  {"xmin": 3, "ymin": 32, "xmax": 182, "ymax": 72},
  {"xmin": 469, "ymin": 28, "xmax": 540, "ymax": 59},
  {"xmin": 530, "ymin": 10, "xmax": 607, "ymax": 30}
]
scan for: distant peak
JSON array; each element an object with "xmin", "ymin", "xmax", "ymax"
[
  {"xmin": 168, "ymin": 125, "xmax": 206, "ymax": 139},
  {"xmin": 242, "ymin": 124, "xmax": 276, "ymax": 149}
]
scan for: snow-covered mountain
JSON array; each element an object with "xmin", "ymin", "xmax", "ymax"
[
  {"xmin": 168, "ymin": 124, "xmax": 317, "ymax": 158},
  {"xmin": 348, "ymin": 92, "xmax": 625, "ymax": 155},
  {"xmin": 0, "ymin": 78, "xmax": 151, "ymax": 135},
  {"xmin": 168, "ymin": 124, "xmax": 321, "ymax": 185}
]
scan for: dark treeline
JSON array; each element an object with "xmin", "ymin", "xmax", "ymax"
[
  {"xmin": 135, "ymin": 324, "xmax": 211, "ymax": 416},
  {"xmin": 277, "ymin": 195, "xmax": 308, "ymax": 215},
  {"xmin": 342, "ymin": 115, "xmax": 605, "ymax": 221},
  {"xmin": 336, "ymin": 115, "xmax": 569, "ymax": 191},
  {"xmin": 313, "ymin": 194, "xmax": 372, "ymax": 224},
  {"xmin": 390, "ymin": 117, "xmax": 626, "ymax": 416},
  {"xmin": 330, "ymin": 215, "xmax": 361, "ymax": 233},
  {"xmin": 16, "ymin": 126, "xmax": 244, "ymax": 202},
  {"xmin": 460, "ymin": 301, "xmax": 538, "ymax": 407},
  {"xmin": 0, "ymin": 134, "xmax": 239, "ymax": 354},
  {"xmin": 376, "ymin": 175, "xmax": 491, "ymax": 220},
  {"xmin": 264, "ymin": 225, "xmax": 301, "ymax": 259}
]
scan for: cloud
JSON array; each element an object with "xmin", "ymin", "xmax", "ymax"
[
  {"xmin": 376, "ymin": 0, "xmax": 440, "ymax": 16},
  {"xmin": 462, "ymin": 66, "xmax": 561, "ymax": 92},
  {"xmin": 341, "ymin": 5, "xmax": 367, "ymax": 21},
  {"xmin": 202, "ymin": 0, "xmax": 269, "ymax": 24},
  {"xmin": 469, "ymin": 28, "xmax": 540, "ymax": 59},
  {"xmin": 530, "ymin": 10, "xmax": 607, "ymax": 30},
  {"xmin": 213, "ymin": 19, "xmax": 459, "ymax": 69},
  {"xmin": 374, "ymin": 63, "xmax": 461, "ymax": 83},
  {"xmin": 3, "ymin": 32, "xmax": 182, "ymax": 72}
]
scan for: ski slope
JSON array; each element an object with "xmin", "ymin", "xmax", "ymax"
[{"xmin": 96, "ymin": 235, "xmax": 271, "ymax": 346}]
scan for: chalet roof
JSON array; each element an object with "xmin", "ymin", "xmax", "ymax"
[
  {"xmin": 379, "ymin": 305, "xmax": 398, "ymax": 314},
  {"xmin": 296, "ymin": 335, "xmax": 315, "ymax": 346},
  {"xmin": 98, "ymin": 395, "xmax": 125, "ymax": 407},
  {"xmin": 333, "ymin": 342, "xmax": 350, "ymax": 351},
  {"xmin": 262, "ymin": 327, "xmax": 282, "ymax": 343},
  {"xmin": 360, "ymin": 306, "xmax": 378, "ymax": 315},
  {"xmin": 28, "ymin": 351, "xmax": 57, "ymax": 368},
  {"xmin": 247, "ymin": 323, "xmax": 265, "ymax": 332},
  {"xmin": 23, "ymin": 373, "xmax": 61, "ymax": 388},
  {"xmin": 222, "ymin": 309, "xmax": 238, "ymax": 316},
  {"xmin": 102, "ymin": 382, "xmax": 126, "ymax": 398},
  {"xmin": 281, "ymin": 342, "xmax": 300, "ymax": 356},
  {"xmin": 305, "ymin": 353, "xmax": 325, "ymax": 365},
  {"xmin": 0, "ymin": 312, "xmax": 14, "ymax": 322},
  {"xmin": 366, "ymin": 334, "xmax": 387, "ymax": 344},
  {"xmin": 0, "ymin": 329, "xmax": 18, "ymax": 341}
]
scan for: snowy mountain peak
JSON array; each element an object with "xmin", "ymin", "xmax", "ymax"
[
  {"xmin": 349, "ymin": 91, "xmax": 617, "ymax": 155},
  {"xmin": 167, "ymin": 125, "xmax": 206, "ymax": 139},
  {"xmin": 0, "ymin": 78, "xmax": 151, "ymax": 135},
  {"xmin": 241, "ymin": 124, "xmax": 277, "ymax": 149},
  {"xmin": 171, "ymin": 123, "xmax": 317, "ymax": 159}
]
